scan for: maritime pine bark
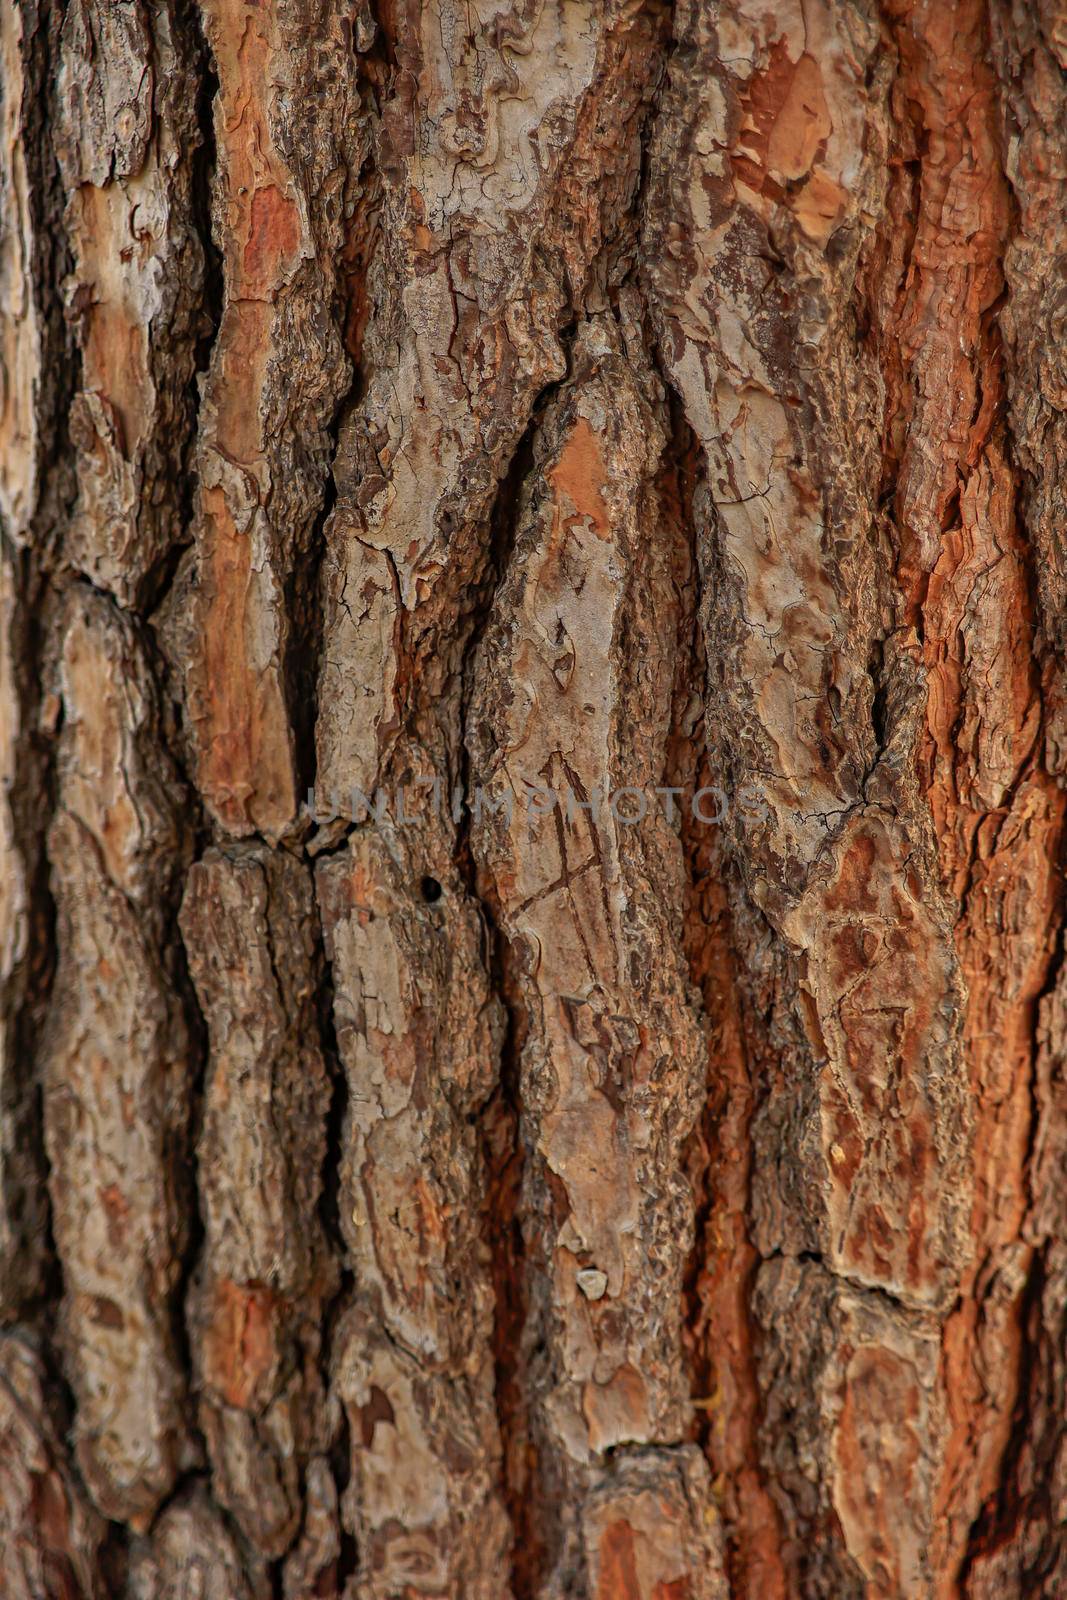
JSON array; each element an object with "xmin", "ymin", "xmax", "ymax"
[{"xmin": 2, "ymin": 2, "xmax": 1067, "ymax": 1596}]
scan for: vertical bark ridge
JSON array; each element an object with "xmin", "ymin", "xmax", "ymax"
[
  {"xmin": 166, "ymin": 0, "xmax": 363, "ymax": 841},
  {"xmin": 180, "ymin": 847, "xmax": 336, "ymax": 1568},
  {"xmin": 868, "ymin": 2, "xmax": 1066, "ymax": 1587},
  {"xmin": 956, "ymin": 3, "xmax": 1067, "ymax": 1592},
  {"xmin": 665, "ymin": 400, "xmax": 789, "ymax": 1600},
  {"xmin": 316, "ymin": 827, "xmax": 513, "ymax": 1596},
  {"xmin": 959, "ymin": 938, "xmax": 1067, "ymax": 1596},
  {"xmin": 44, "ymin": 582, "xmax": 201, "ymax": 1528},
  {"xmin": 0, "ymin": 1331, "xmax": 106, "ymax": 1598},
  {"xmin": 310, "ymin": 2, "xmax": 697, "ymax": 1592},
  {"xmin": 643, "ymin": 2, "xmax": 965, "ymax": 1594},
  {"xmin": 163, "ymin": 4, "xmax": 371, "ymax": 1587},
  {"xmin": 0, "ymin": 8, "xmax": 129, "ymax": 1592},
  {"xmin": 54, "ymin": 0, "xmax": 205, "ymax": 611},
  {"xmin": 30, "ymin": 0, "xmax": 209, "ymax": 1545},
  {"xmin": 468, "ymin": 310, "xmax": 728, "ymax": 1597}
]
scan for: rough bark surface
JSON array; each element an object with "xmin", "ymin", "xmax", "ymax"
[{"xmin": 2, "ymin": 1, "xmax": 1067, "ymax": 1597}]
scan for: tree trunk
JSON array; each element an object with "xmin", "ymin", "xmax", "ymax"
[{"xmin": 2, "ymin": 0, "xmax": 1066, "ymax": 1595}]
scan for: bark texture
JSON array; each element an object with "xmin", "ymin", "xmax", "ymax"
[{"xmin": 2, "ymin": 1, "xmax": 1067, "ymax": 1596}]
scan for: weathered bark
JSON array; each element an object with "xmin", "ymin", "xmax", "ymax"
[{"xmin": 3, "ymin": 1, "xmax": 1067, "ymax": 1596}]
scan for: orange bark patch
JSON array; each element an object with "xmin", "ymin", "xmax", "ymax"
[
  {"xmin": 835, "ymin": 1345, "xmax": 924, "ymax": 1600},
  {"xmin": 582, "ymin": 1363, "xmax": 650, "ymax": 1451},
  {"xmin": 547, "ymin": 416, "xmax": 610, "ymax": 542},
  {"xmin": 206, "ymin": 2, "xmax": 303, "ymax": 469},
  {"xmin": 191, "ymin": 0, "xmax": 307, "ymax": 837},
  {"xmin": 765, "ymin": 53, "xmax": 831, "ymax": 179},
  {"xmin": 593, "ymin": 1518, "xmax": 692, "ymax": 1600},
  {"xmin": 212, "ymin": 302, "xmax": 272, "ymax": 467},
  {"xmin": 733, "ymin": 42, "xmax": 846, "ymax": 242},
  {"xmin": 596, "ymin": 1519, "xmax": 641, "ymax": 1600},
  {"xmin": 201, "ymin": 1278, "xmax": 280, "ymax": 1410},
  {"xmin": 98, "ymin": 1184, "xmax": 130, "ymax": 1250},
  {"xmin": 242, "ymin": 184, "xmax": 301, "ymax": 296},
  {"xmin": 197, "ymin": 484, "xmax": 294, "ymax": 834}
]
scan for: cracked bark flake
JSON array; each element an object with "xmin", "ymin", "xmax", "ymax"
[{"xmin": 3, "ymin": 0, "xmax": 1067, "ymax": 1597}]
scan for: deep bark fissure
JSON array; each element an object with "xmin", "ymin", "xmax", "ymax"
[
  {"xmin": 666, "ymin": 421, "xmax": 787, "ymax": 1599},
  {"xmin": 310, "ymin": 850, "xmax": 358, "ymax": 1592},
  {"xmin": 456, "ymin": 388, "xmax": 564, "ymax": 1600},
  {"xmin": 143, "ymin": 7, "xmax": 219, "ymax": 1537},
  {"xmin": 633, "ymin": 60, "xmax": 791, "ymax": 1597},
  {"xmin": 139, "ymin": 5, "xmax": 221, "ymax": 621},
  {"xmin": 12, "ymin": 0, "xmax": 94, "ymax": 1500},
  {"xmin": 284, "ymin": 18, "xmax": 385, "ymax": 807}
]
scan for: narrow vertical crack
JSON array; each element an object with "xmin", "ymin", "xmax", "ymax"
[
  {"xmin": 284, "ymin": 39, "xmax": 383, "ymax": 801},
  {"xmin": 133, "ymin": 1, "xmax": 224, "ymax": 1557},
  {"xmin": 12, "ymin": 0, "xmax": 88, "ymax": 1502},
  {"xmin": 453, "ymin": 381, "xmax": 565, "ymax": 1600},
  {"xmin": 310, "ymin": 882, "xmax": 358, "ymax": 1592},
  {"xmin": 12, "ymin": 0, "xmax": 80, "ymax": 1334},
  {"xmin": 658, "ymin": 385, "xmax": 787, "ymax": 1600},
  {"xmin": 140, "ymin": 0, "xmax": 223, "ymax": 618},
  {"xmin": 290, "ymin": 16, "xmax": 392, "ymax": 1591}
]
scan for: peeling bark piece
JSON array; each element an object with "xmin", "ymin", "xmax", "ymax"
[
  {"xmin": 182, "ymin": 0, "xmax": 361, "ymax": 838},
  {"xmin": 773, "ymin": 810, "xmax": 966, "ymax": 1306},
  {"xmin": 0, "ymin": 1333, "xmax": 104, "ymax": 1600},
  {"xmin": 755, "ymin": 1257, "xmax": 942, "ymax": 1600},
  {"xmin": 582, "ymin": 1447, "xmax": 728, "ymax": 1600},
  {"xmin": 316, "ymin": 827, "xmax": 510, "ymax": 1599},
  {"xmin": 55, "ymin": 0, "xmax": 203, "ymax": 606},
  {"xmin": 181, "ymin": 845, "xmax": 334, "ymax": 1561},
  {"xmin": 469, "ymin": 317, "xmax": 712, "ymax": 1584},
  {"xmin": 43, "ymin": 587, "xmax": 193, "ymax": 1526},
  {"xmin": 128, "ymin": 1488, "xmax": 267, "ymax": 1600}
]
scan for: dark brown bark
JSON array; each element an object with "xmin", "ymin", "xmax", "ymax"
[{"xmin": 2, "ymin": 2, "xmax": 1067, "ymax": 1596}]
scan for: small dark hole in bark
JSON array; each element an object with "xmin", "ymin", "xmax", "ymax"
[{"xmin": 421, "ymin": 875, "xmax": 443, "ymax": 903}]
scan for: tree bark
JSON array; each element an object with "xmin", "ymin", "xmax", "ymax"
[{"xmin": 2, "ymin": 1, "xmax": 1066, "ymax": 1596}]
